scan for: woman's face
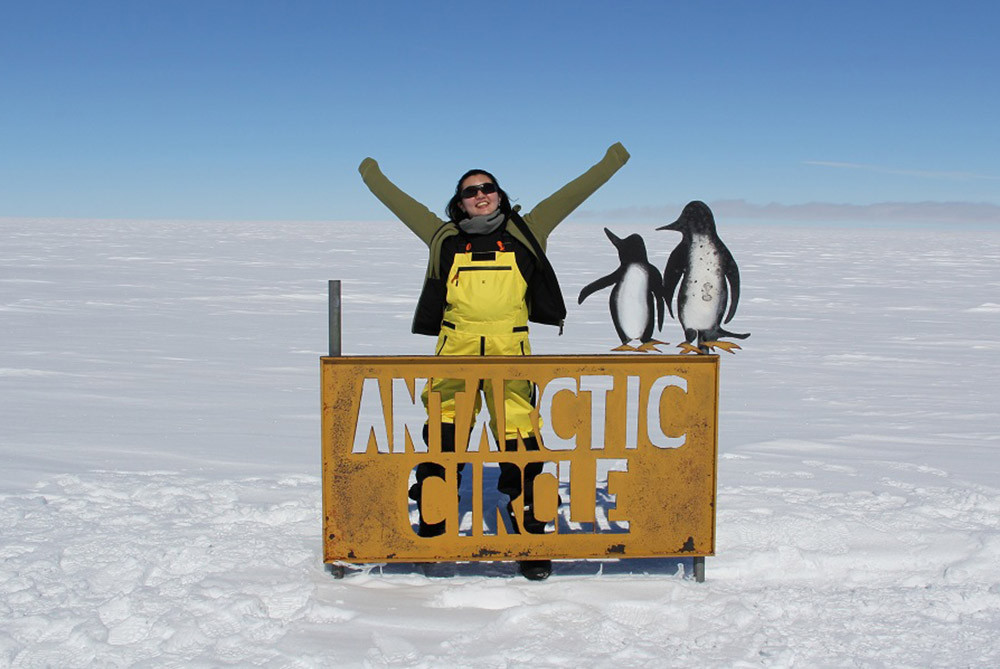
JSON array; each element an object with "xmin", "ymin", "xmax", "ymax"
[{"xmin": 459, "ymin": 174, "xmax": 500, "ymax": 217}]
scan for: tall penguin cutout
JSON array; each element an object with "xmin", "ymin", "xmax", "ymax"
[
  {"xmin": 578, "ymin": 228, "xmax": 666, "ymax": 352},
  {"xmin": 658, "ymin": 201, "xmax": 750, "ymax": 354}
]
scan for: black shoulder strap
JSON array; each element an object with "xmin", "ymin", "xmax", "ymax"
[{"xmin": 508, "ymin": 211, "xmax": 567, "ymax": 333}]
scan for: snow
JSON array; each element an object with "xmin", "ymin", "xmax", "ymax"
[{"xmin": 2, "ymin": 217, "xmax": 1000, "ymax": 667}]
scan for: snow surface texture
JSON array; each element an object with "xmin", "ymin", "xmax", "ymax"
[{"xmin": 2, "ymin": 218, "xmax": 999, "ymax": 667}]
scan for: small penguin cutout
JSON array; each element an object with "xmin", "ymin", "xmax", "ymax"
[
  {"xmin": 578, "ymin": 228, "xmax": 667, "ymax": 352},
  {"xmin": 659, "ymin": 201, "xmax": 750, "ymax": 354}
]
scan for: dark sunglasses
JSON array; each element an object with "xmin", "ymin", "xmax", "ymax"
[{"xmin": 460, "ymin": 182, "xmax": 498, "ymax": 199}]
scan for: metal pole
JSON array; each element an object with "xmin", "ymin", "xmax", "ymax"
[
  {"xmin": 693, "ymin": 556, "xmax": 705, "ymax": 583},
  {"xmin": 326, "ymin": 279, "xmax": 346, "ymax": 579},
  {"xmin": 328, "ymin": 280, "xmax": 341, "ymax": 357}
]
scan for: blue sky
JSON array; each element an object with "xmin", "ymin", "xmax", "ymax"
[{"xmin": 2, "ymin": 0, "xmax": 998, "ymax": 224}]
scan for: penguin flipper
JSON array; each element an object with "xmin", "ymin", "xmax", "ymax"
[
  {"xmin": 648, "ymin": 265, "xmax": 666, "ymax": 331},
  {"xmin": 578, "ymin": 273, "xmax": 617, "ymax": 304},
  {"xmin": 662, "ymin": 244, "xmax": 687, "ymax": 319},
  {"xmin": 719, "ymin": 241, "xmax": 742, "ymax": 324}
]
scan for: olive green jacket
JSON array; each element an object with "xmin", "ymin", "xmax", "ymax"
[{"xmin": 358, "ymin": 142, "xmax": 630, "ymax": 279}]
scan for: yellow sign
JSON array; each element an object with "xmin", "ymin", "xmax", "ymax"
[{"xmin": 321, "ymin": 355, "xmax": 718, "ymax": 564}]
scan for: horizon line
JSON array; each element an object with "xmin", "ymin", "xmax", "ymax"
[{"xmin": 3, "ymin": 198, "xmax": 999, "ymax": 226}]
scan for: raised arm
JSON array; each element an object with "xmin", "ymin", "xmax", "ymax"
[
  {"xmin": 358, "ymin": 157, "xmax": 445, "ymax": 246},
  {"xmin": 523, "ymin": 142, "xmax": 630, "ymax": 246}
]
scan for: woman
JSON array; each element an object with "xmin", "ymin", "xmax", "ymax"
[{"xmin": 358, "ymin": 143, "xmax": 630, "ymax": 579}]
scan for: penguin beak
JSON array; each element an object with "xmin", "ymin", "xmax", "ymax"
[
  {"xmin": 656, "ymin": 219, "xmax": 682, "ymax": 232},
  {"xmin": 604, "ymin": 227, "xmax": 623, "ymax": 246}
]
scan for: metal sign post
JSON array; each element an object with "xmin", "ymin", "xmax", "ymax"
[
  {"xmin": 328, "ymin": 280, "xmax": 341, "ymax": 357},
  {"xmin": 325, "ymin": 280, "xmax": 345, "ymax": 578}
]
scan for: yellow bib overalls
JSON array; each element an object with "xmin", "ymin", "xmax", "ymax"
[{"xmin": 424, "ymin": 243, "xmax": 536, "ymax": 441}]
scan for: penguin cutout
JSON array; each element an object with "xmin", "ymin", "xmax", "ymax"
[
  {"xmin": 578, "ymin": 228, "xmax": 666, "ymax": 352},
  {"xmin": 658, "ymin": 201, "xmax": 750, "ymax": 354}
]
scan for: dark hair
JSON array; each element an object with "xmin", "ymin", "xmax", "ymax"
[{"xmin": 445, "ymin": 169, "xmax": 513, "ymax": 222}]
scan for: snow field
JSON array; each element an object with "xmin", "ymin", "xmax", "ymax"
[{"xmin": 2, "ymin": 218, "xmax": 999, "ymax": 666}]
